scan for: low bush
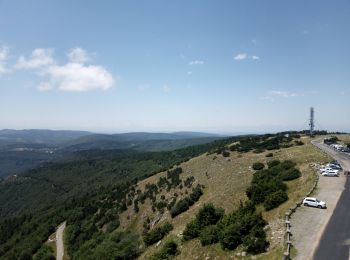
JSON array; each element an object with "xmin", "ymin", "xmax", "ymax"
[
  {"xmin": 243, "ymin": 225, "xmax": 269, "ymax": 254},
  {"xmin": 170, "ymin": 185, "xmax": 203, "ymax": 218},
  {"xmin": 263, "ymin": 190, "xmax": 288, "ymax": 211},
  {"xmin": 267, "ymin": 160, "xmax": 280, "ymax": 168},
  {"xmin": 265, "ymin": 153, "xmax": 273, "ymax": 157},
  {"xmin": 252, "ymin": 162, "xmax": 265, "ymax": 171},
  {"xmin": 150, "ymin": 240, "xmax": 178, "ymax": 260},
  {"xmin": 294, "ymin": 140, "xmax": 304, "ymax": 146},
  {"xmin": 222, "ymin": 150, "xmax": 230, "ymax": 157},
  {"xmin": 199, "ymin": 225, "xmax": 219, "ymax": 246},
  {"xmin": 183, "ymin": 204, "xmax": 224, "ymax": 241},
  {"xmin": 279, "ymin": 168, "xmax": 301, "ymax": 181},
  {"xmin": 218, "ymin": 202, "xmax": 267, "ymax": 251},
  {"xmin": 182, "ymin": 220, "xmax": 201, "ymax": 241},
  {"xmin": 143, "ymin": 222, "xmax": 173, "ymax": 246}
]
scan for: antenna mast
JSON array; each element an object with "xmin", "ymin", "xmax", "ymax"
[{"xmin": 309, "ymin": 107, "xmax": 315, "ymax": 136}]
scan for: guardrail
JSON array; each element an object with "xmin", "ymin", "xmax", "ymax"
[{"xmin": 282, "ymin": 169, "xmax": 319, "ymax": 260}]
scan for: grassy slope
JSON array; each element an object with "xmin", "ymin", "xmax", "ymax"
[{"xmin": 118, "ymin": 136, "xmax": 331, "ymax": 259}]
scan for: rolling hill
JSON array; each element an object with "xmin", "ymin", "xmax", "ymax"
[
  {"xmin": 0, "ymin": 130, "xmax": 223, "ymax": 178},
  {"xmin": 0, "ymin": 132, "xmax": 334, "ymax": 259}
]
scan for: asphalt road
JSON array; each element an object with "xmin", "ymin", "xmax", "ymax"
[
  {"xmin": 312, "ymin": 140, "xmax": 350, "ymax": 260},
  {"xmin": 56, "ymin": 222, "xmax": 66, "ymax": 260}
]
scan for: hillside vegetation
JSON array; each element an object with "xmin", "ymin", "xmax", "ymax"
[
  {"xmin": 0, "ymin": 132, "xmax": 332, "ymax": 259},
  {"xmin": 0, "ymin": 130, "xmax": 223, "ymax": 178}
]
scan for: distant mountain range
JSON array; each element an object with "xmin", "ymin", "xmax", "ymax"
[{"xmin": 0, "ymin": 129, "xmax": 225, "ymax": 177}]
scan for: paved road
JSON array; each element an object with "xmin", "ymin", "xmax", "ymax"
[
  {"xmin": 312, "ymin": 140, "xmax": 350, "ymax": 260},
  {"xmin": 56, "ymin": 221, "xmax": 66, "ymax": 260}
]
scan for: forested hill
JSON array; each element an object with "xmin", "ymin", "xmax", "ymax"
[
  {"xmin": 0, "ymin": 130, "xmax": 223, "ymax": 178},
  {"xmin": 0, "ymin": 132, "xmax": 316, "ymax": 259}
]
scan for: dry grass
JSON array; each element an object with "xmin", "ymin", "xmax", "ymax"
[
  {"xmin": 337, "ymin": 134, "xmax": 350, "ymax": 144},
  {"xmin": 118, "ymin": 136, "xmax": 331, "ymax": 259}
]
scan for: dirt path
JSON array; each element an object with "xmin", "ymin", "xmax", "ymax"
[
  {"xmin": 56, "ymin": 221, "xmax": 66, "ymax": 260},
  {"xmin": 291, "ymin": 139, "xmax": 348, "ymax": 260}
]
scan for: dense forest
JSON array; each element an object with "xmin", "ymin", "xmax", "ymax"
[{"xmin": 0, "ymin": 131, "xmax": 322, "ymax": 259}]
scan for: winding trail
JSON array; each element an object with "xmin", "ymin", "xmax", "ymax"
[{"xmin": 56, "ymin": 222, "xmax": 66, "ymax": 260}]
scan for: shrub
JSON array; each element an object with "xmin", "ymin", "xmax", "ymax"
[
  {"xmin": 33, "ymin": 245, "xmax": 54, "ymax": 260},
  {"xmin": 265, "ymin": 153, "xmax": 273, "ymax": 157},
  {"xmin": 150, "ymin": 240, "xmax": 178, "ymax": 260},
  {"xmin": 222, "ymin": 150, "xmax": 230, "ymax": 157},
  {"xmin": 199, "ymin": 225, "xmax": 219, "ymax": 246},
  {"xmin": 243, "ymin": 225, "xmax": 269, "ymax": 254},
  {"xmin": 183, "ymin": 204, "xmax": 224, "ymax": 241},
  {"xmin": 294, "ymin": 140, "xmax": 304, "ymax": 146},
  {"xmin": 170, "ymin": 185, "xmax": 203, "ymax": 218},
  {"xmin": 267, "ymin": 160, "xmax": 280, "ymax": 168},
  {"xmin": 143, "ymin": 222, "xmax": 173, "ymax": 246},
  {"xmin": 218, "ymin": 202, "xmax": 267, "ymax": 251},
  {"xmin": 252, "ymin": 162, "xmax": 265, "ymax": 171},
  {"xmin": 263, "ymin": 190, "xmax": 288, "ymax": 210},
  {"xmin": 196, "ymin": 204, "xmax": 224, "ymax": 227},
  {"xmin": 183, "ymin": 220, "xmax": 201, "ymax": 241},
  {"xmin": 279, "ymin": 168, "xmax": 301, "ymax": 181},
  {"xmin": 170, "ymin": 199, "xmax": 189, "ymax": 218}
]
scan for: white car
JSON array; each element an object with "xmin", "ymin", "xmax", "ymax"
[
  {"xmin": 322, "ymin": 170, "xmax": 339, "ymax": 177},
  {"xmin": 320, "ymin": 167, "xmax": 333, "ymax": 173},
  {"xmin": 303, "ymin": 197, "xmax": 326, "ymax": 209}
]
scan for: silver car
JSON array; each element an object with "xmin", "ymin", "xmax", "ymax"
[{"xmin": 303, "ymin": 197, "xmax": 327, "ymax": 209}]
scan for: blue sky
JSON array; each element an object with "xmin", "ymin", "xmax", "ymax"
[{"xmin": 0, "ymin": 0, "xmax": 349, "ymax": 133}]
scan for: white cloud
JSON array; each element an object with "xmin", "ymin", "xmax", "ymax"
[
  {"xmin": 15, "ymin": 48, "xmax": 55, "ymax": 69},
  {"xmin": 15, "ymin": 47, "xmax": 115, "ymax": 92},
  {"xmin": 67, "ymin": 47, "xmax": 91, "ymax": 63},
  {"xmin": 162, "ymin": 84, "xmax": 171, "ymax": 93},
  {"xmin": 43, "ymin": 62, "xmax": 114, "ymax": 92},
  {"xmin": 0, "ymin": 45, "xmax": 10, "ymax": 74},
  {"xmin": 234, "ymin": 53, "xmax": 260, "ymax": 61},
  {"xmin": 189, "ymin": 60, "xmax": 204, "ymax": 65},
  {"xmin": 234, "ymin": 53, "xmax": 247, "ymax": 60},
  {"xmin": 270, "ymin": 90, "xmax": 299, "ymax": 98}
]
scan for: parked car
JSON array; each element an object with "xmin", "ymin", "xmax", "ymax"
[
  {"xmin": 320, "ymin": 167, "xmax": 334, "ymax": 173},
  {"xmin": 327, "ymin": 163, "xmax": 342, "ymax": 170},
  {"xmin": 303, "ymin": 197, "xmax": 326, "ymax": 208},
  {"xmin": 322, "ymin": 170, "xmax": 339, "ymax": 177}
]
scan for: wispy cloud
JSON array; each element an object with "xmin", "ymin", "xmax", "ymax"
[
  {"xmin": 270, "ymin": 90, "xmax": 299, "ymax": 98},
  {"xmin": 189, "ymin": 60, "xmax": 204, "ymax": 65},
  {"xmin": 0, "ymin": 45, "xmax": 10, "ymax": 74},
  {"xmin": 162, "ymin": 84, "xmax": 171, "ymax": 93},
  {"xmin": 234, "ymin": 53, "xmax": 247, "ymax": 60},
  {"xmin": 15, "ymin": 48, "xmax": 55, "ymax": 69},
  {"xmin": 260, "ymin": 90, "xmax": 303, "ymax": 102},
  {"xmin": 234, "ymin": 53, "xmax": 260, "ymax": 61},
  {"xmin": 67, "ymin": 47, "xmax": 92, "ymax": 63},
  {"xmin": 16, "ymin": 47, "xmax": 115, "ymax": 92},
  {"xmin": 187, "ymin": 71, "xmax": 192, "ymax": 75}
]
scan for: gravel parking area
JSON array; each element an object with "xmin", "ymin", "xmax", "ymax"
[{"xmin": 290, "ymin": 140, "xmax": 348, "ymax": 260}]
